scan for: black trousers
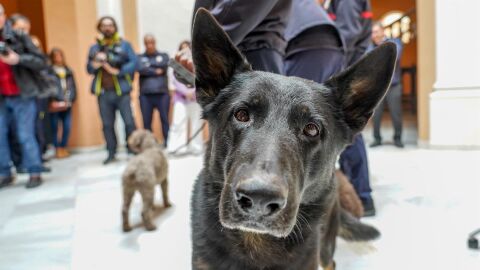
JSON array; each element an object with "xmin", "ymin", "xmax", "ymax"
[
  {"xmin": 372, "ymin": 83, "xmax": 403, "ymax": 142},
  {"xmin": 98, "ymin": 91, "xmax": 136, "ymax": 157},
  {"xmin": 139, "ymin": 93, "xmax": 170, "ymax": 147}
]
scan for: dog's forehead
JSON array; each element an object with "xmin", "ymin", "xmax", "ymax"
[{"xmin": 232, "ymin": 71, "xmax": 325, "ymax": 102}]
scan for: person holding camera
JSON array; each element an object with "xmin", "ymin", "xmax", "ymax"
[
  {"xmin": 136, "ymin": 34, "xmax": 170, "ymax": 146},
  {"xmin": 0, "ymin": 4, "xmax": 47, "ymax": 189},
  {"xmin": 87, "ymin": 16, "xmax": 137, "ymax": 165}
]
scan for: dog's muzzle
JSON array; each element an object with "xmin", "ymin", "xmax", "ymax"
[
  {"xmin": 220, "ymin": 167, "xmax": 296, "ymax": 238},
  {"xmin": 234, "ymin": 176, "xmax": 287, "ymax": 218}
]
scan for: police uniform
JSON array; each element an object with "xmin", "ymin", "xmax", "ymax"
[
  {"xmin": 137, "ymin": 51, "xmax": 170, "ymax": 146},
  {"xmin": 284, "ymin": 0, "xmax": 345, "ymax": 82},
  {"xmin": 328, "ymin": 0, "xmax": 375, "ymax": 213},
  {"xmin": 194, "ymin": 0, "xmax": 292, "ymax": 73}
]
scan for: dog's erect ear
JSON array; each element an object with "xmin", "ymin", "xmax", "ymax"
[
  {"xmin": 192, "ymin": 8, "xmax": 251, "ymax": 107},
  {"xmin": 325, "ymin": 42, "xmax": 397, "ymax": 134}
]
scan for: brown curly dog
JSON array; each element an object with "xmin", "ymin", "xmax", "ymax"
[{"xmin": 122, "ymin": 129, "xmax": 170, "ymax": 232}]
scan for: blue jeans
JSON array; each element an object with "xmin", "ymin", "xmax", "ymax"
[
  {"xmin": 50, "ymin": 108, "xmax": 72, "ymax": 147},
  {"xmin": 0, "ymin": 97, "xmax": 42, "ymax": 177}
]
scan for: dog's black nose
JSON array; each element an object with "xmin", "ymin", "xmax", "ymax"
[{"xmin": 234, "ymin": 179, "xmax": 287, "ymax": 217}]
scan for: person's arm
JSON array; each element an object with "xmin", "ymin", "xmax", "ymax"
[
  {"xmin": 86, "ymin": 46, "xmax": 101, "ymax": 74},
  {"xmin": 69, "ymin": 69, "xmax": 77, "ymax": 103},
  {"xmin": 136, "ymin": 55, "xmax": 158, "ymax": 76},
  {"xmin": 196, "ymin": 0, "xmax": 281, "ymax": 46},
  {"xmin": 15, "ymin": 34, "xmax": 46, "ymax": 70},
  {"xmin": 393, "ymin": 38, "xmax": 403, "ymax": 59},
  {"xmin": 118, "ymin": 41, "xmax": 137, "ymax": 76}
]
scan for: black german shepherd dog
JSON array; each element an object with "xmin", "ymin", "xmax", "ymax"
[{"xmin": 190, "ymin": 9, "xmax": 396, "ymax": 270}]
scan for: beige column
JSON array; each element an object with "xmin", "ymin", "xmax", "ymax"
[
  {"xmin": 416, "ymin": 0, "xmax": 435, "ymax": 145},
  {"xmin": 42, "ymin": 0, "xmax": 103, "ymax": 148}
]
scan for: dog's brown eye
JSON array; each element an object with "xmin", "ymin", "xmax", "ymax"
[
  {"xmin": 303, "ymin": 123, "xmax": 320, "ymax": 137},
  {"xmin": 234, "ymin": 109, "xmax": 250, "ymax": 122}
]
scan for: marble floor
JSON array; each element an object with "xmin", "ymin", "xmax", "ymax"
[{"xmin": 0, "ymin": 122, "xmax": 479, "ymax": 269}]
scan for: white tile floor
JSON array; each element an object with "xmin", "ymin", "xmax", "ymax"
[{"xmin": 0, "ymin": 125, "xmax": 479, "ymax": 269}]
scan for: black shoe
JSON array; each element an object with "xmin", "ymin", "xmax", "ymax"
[
  {"xmin": 41, "ymin": 166, "xmax": 52, "ymax": 173},
  {"xmin": 103, "ymin": 156, "xmax": 117, "ymax": 165},
  {"xmin": 362, "ymin": 198, "xmax": 376, "ymax": 217},
  {"xmin": 26, "ymin": 176, "xmax": 43, "ymax": 189},
  {"xmin": 0, "ymin": 176, "xmax": 14, "ymax": 189},
  {"xmin": 370, "ymin": 140, "xmax": 382, "ymax": 148},
  {"xmin": 394, "ymin": 140, "xmax": 404, "ymax": 148}
]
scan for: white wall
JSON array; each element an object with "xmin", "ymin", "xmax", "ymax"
[
  {"xmin": 137, "ymin": 0, "xmax": 194, "ymax": 55},
  {"xmin": 430, "ymin": 0, "xmax": 480, "ymax": 147},
  {"xmin": 434, "ymin": 0, "xmax": 480, "ymax": 89}
]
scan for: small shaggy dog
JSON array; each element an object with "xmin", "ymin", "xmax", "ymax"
[{"xmin": 122, "ymin": 129, "xmax": 170, "ymax": 232}]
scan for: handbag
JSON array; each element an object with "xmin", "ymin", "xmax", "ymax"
[{"xmin": 48, "ymin": 100, "xmax": 69, "ymax": 113}]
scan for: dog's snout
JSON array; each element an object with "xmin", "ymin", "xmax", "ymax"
[{"xmin": 234, "ymin": 178, "xmax": 287, "ymax": 217}]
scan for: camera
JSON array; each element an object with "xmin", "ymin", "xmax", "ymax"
[
  {"xmin": 94, "ymin": 52, "xmax": 107, "ymax": 63},
  {"xmin": 94, "ymin": 45, "xmax": 125, "ymax": 68},
  {"xmin": 0, "ymin": 41, "xmax": 10, "ymax": 56}
]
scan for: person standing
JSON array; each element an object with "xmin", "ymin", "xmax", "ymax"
[
  {"xmin": 369, "ymin": 22, "xmax": 404, "ymax": 148},
  {"xmin": 86, "ymin": 16, "xmax": 137, "ymax": 165},
  {"xmin": 168, "ymin": 41, "xmax": 203, "ymax": 155},
  {"xmin": 136, "ymin": 34, "xmax": 170, "ymax": 146},
  {"xmin": 49, "ymin": 48, "xmax": 76, "ymax": 158},
  {"xmin": 0, "ymin": 4, "xmax": 46, "ymax": 188}
]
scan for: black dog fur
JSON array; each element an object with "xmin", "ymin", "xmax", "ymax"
[{"xmin": 190, "ymin": 9, "xmax": 396, "ymax": 270}]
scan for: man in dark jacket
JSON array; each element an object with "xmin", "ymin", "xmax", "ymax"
[
  {"xmin": 137, "ymin": 34, "xmax": 170, "ymax": 146},
  {"xmin": 87, "ymin": 16, "xmax": 137, "ymax": 165},
  {"xmin": 369, "ymin": 22, "xmax": 404, "ymax": 148},
  {"xmin": 327, "ymin": 0, "xmax": 376, "ymax": 216},
  {"xmin": 194, "ymin": 0, "xmax": 292, "ymax": 73},
  {"xmin": 0, "ymin": 4, "xmax": 47, "ymax": 189}
]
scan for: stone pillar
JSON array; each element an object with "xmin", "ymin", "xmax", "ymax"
[
  {"xmin": 416, "ymin": 0, "xmax": 435, "ymax": 145},
  {"xmin": 42, "ymin": 0, "xmax": 103, "ymax": 148},
  {"xmin": 429, "ymin": 0, "xmax": 480, "ymax": 147}
]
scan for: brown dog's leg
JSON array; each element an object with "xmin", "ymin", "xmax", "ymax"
[
  {"xmin": 319, "ymin": 198, "xmax": 340, "ymax": 269},
  {"xmin": 160, "ymin": 179, "xmax": 171, "ymax": 208},
  {"xmin": 122, "ymin": 186, "xmax": 135, "ymax": 232},
  {"xmin": 139, "ymin": 185, "xmax": 157, "ymax": 231}
]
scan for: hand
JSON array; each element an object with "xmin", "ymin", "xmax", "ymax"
[
  {"xmin": 0, "ymin": 50, "xmax": 20, "ymax": 65},
  {"xmin": 175, "ymin": 47, "xmax": 194, "ymax": 73},
  {"xmin": 185, "ymin": 91, "xmax": 195, "ymax": 101},
  {"xmin": 91, "ymin": 60, "xmax": 103, "ymax": 69},
  {"xmin": 155, "ymin": 68, "xmax": 164, "ymax": 75},
  {"xmin": 103, "ymin": 62, "xmax": 120, "ymax": 75}
]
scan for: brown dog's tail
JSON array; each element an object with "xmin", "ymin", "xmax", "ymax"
[{"xmin": 338, "ymin": 209, "xmax": 380, "ymax": 241}]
